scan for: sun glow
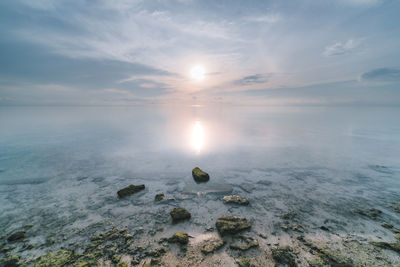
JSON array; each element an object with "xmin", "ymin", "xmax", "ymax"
[
  {"xmin": 190, "ymin": 65, "xmax": 205, "ymax": 82},
  {"xmin": 191, "ymin": 121, "xmax": 205, "ymax": 153}
]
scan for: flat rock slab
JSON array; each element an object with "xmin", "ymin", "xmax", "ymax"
[
  {"xmin": 230, "ymin": 235, "xmax": 259, "ymax": 251},
  {"xmin": 216, "ymin": 216, "xmax": 251, "ymax": 236},
  {"xmin": 223, "ymin": 195, "xmax": 249, "ymax": 205},
  {"xmin": 201, "ymin": 238, "xmax": 225, "ymax": 254},
  {"xmin": 183, "ymin": 182, "xmax": 233, "ymax": 195},
  {"xmin": 192, "ymin": 167, "xmax": 210, "ymax": 183},
  {"xmin": 117, "ymin": 184, "xmax": 145, "ymax": 198}
]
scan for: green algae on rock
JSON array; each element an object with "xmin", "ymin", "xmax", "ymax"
[
  {"xmin": 192, "ymin": 167, "xmax": 210, "ymax": 183},
  {"xmin": 0, "ymin": 254, "xmax": 20, "ymax": 267},
  {"xmin": 154, "ymin": 193, "xmax": 165, "ymax": 201},
  {"xmin": 215, "ymin": 215, "xmax": 251, "ymax": 236},
  {"xmin": 271, "ymin": 246, "xmax": 297, "ymax": 267},
  {"xmin": 168, "ymin": 232, "xmax": 189, "ymax": 244},
  {"xmin": 229, "ymin": 235, "xmax": 259, "ymax": 251},
  {"xmin": 370, "ymin": 241, "xmax": 400, "ymax": 254},
  {"xmin": 200, "ymin": 238, "xmax": 224, "ymax": 254},
  {"xmin": 235, "ymin": 257, "xmax": 255, "ymax": 267},
  {"xmin": 117, "ymin": 184, "xmax": 145, "ymax": 198},
  {"xmin": 170, "ymin": 207, "xmax": 191, "ymax": 222}
]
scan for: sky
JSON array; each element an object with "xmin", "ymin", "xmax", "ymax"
[{"xmin": 0, "ymin": 0, "xmax": 399, "ymax": 106}]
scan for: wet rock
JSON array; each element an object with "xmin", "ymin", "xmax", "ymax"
[
  {"xmin": 192, "ymin": 167, "xmax": 210, "ymax": 183},
  {"xmin": 201, "ymin": 238, "xmax": 224, "ymax": 254},
  {"xmin": 355, "ymin": 208, "xmax": 382, "ymax": 219},
  {"xmin": 34, "ymin": 250, "xmax": 74, "ymax": 266},
  {"xmin": 271, "ymin": 246, "xmax": 297, "ymax": 267},
  {"xmin": 215, "ymin": 215, "xmax": 251, "ymax": 236},
  {"xmin": 281, "ymin": 212, "xmax": 296, "ymax": 220},
  {"xmin": 370, "ymin": 241, "xmax": 400, "ymax": 254},
  {"xmin": 168, "ymin": 232, "xmax": 189, "ymax": 245},
  {"xmin": 230, "ymin": 235, "xmax": 259, "ymax": 251},
  {"xmin": 24, "ymin": 224, "xmax": 34, "ymax": 229},
  {"xmin": 381, "ymin": 222, "xmax": 393, "ymax": 229},
  {"xmin": 170, "ymin": 207, "xmax": 191, "ymax": 222},
  {"xmin": 150, "ymin": 257, "xmax": 160, "ymax": 266},
  {"xmin": 235, "ymin": 257, "xmax": 255, "ymax": 267},
  {"xmin": 117, "ymin": 184, "xmax": 145, "ymax": 198},
  {"xmin": 0, "ymin": 254, "xmax": 20, "ymax": 267},
  {"xmin": 320, "ymin": 226, "xmax": 329, "ymax": 231},
  {"xmin": 155, "ymin": 193, "xmax": 165, "ymax": 201},
  {"xmin": 395, "ymin": 234, "xmax": 400, "ymax": 240},
  {"xmin": 223, "ymin": 195, "xmax": 249, "ymax": 205},
  {"xmin": 146, "ymin": 247, "xmax": 167, "ymax": 257},
  {"xmin": 7, "ymin": 231, "xmax": 26, "ymax": 242},
  {"xmin": 308, "ymin": 257, "xmax": 325, "ymax": 267}
]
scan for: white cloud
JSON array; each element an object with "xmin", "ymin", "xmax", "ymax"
[{"xmin": 323, "ymin": 39, "xmax": 363, "ymax": 57}]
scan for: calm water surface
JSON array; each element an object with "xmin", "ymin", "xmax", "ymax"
[{"xmin": 0, "ymin": 105, "xmax": 399, "ymax": 256}]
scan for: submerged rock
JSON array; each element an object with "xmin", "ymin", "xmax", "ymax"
[
  {"xmin": 370, "ymin": 241, "xmax": 400, "ymax": 254},
  {"xmin": 0, "ymin": 254, "xmax": 20, "ymax": 267},
  {"xmin": 381, "ymin": 222, "xmax": 393, "ymax": 229},
  {"xmin": 201, "ymin": 238, "xmax": 224, "ymax": 254},
  {"xmin": 192, "ymin": 167, "xmax": 210, "ymax": 183},
  {"xmin": 170, "ymin": 207, "xmax": 191, "ymax": 222},
  {"xmin": 223, "ymin": 195, "xmax": 249, "ymax": 205},
  {"xmin": 235, "ymin": 257, "xmax": 255, "ymax": 267},
  {"xmin": 230, "ymin": 235, "xmax": 259, "ymax": 251},
  {"xmin": 117, "ymin": 184, "xmax": 145, "ymax": 198},
  {"xmin": 7, "ymin": 231, "xmax": 26, "ymax": 242},
  {"xmin": 355, "ymin": 208, "xmax": 382, "ymax": 219},
  {"xmin": 215, "ymin": 216, "xmax": 251, "ymax": 236},
  {"xmin": 271, "ymin": 246, "xmax": 297, "ymax": 267},
  {"xmin": 168, "ymin": 232, "xmax": 189, "ymax": 244},
  {"xmin": 155, "ymin": 193, "xmax": 165, "ymax": 201}
]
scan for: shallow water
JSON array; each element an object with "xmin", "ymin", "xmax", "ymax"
[{"xmin": 1, "ymin": 105, "xmax": 400, "ymax": 259}]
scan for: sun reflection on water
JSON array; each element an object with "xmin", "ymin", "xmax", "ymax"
[{"xmin": 191, "ymin": 121, "xmax": 205, "ymax": 154}]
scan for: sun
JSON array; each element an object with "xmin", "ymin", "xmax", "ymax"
[{"xmin": 190, "ymin": 65, "xmax": 205, "ymax": 82}]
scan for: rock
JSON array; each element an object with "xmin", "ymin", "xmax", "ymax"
[
  {"xmin": 24, "ymin": 224, "xmax": 34, "ymax": 229},
  {"xmin": 381, "ymin": 222, "xmax": 393, "ymax": 229},
  {"xmin": 170, "ymin": 207, "xmax": 191, "ymax": 222},
  {"xmin": 117, "ymin": 184, "xmax": 145, "ymax": 198},
  {"xmin": 168, "ymin": 232, "xmax": 189, "ymax": 244},
  {"xmin": 0, "ymin": 254, "xmax": 20, "ymax": 267},
  {"xmin": 235, "ymin": 257, "xmax": 255, "ymax": 267},
  {"xmin": 355, "ymin": 208, "xmax": 382, "ymax": 219},
  {"xmin": 155, "ymin": 193, "xmax": 165, "ymax": 201},
  {"xmin": 223, "ymin": 195, "xmax": 249, "ymax": 205},
  {"xmin": 230, "ymin": 235, "xmax": 259, "ymax": 251},
  {"xmin": 271, "ymin": 246, "xmax": 297, "ymax": 267},
  {"xmin": 192, "ymin": 167, "xmax": 210, "ymax": 183},
  {"xmin": 215, "ymin": 216, "xmax": 251, "ymax": 236},
  {"xmin": 201, "ymin": 238, "xmax": 224, "ymax": 254},
  {"xmin": 370, "ymin": 241, "xmax": 400, "ymax": 253},
  {"xmin": 7, "ymin": 231, "xmax": 26, "ymax": 242},
  {"xmin": 320, "ymin": 226, "xmax": 329, "ymax": 231},
  {"xmin": 146, "ymin": 247, "xmax": 167, "ymax": 257}
]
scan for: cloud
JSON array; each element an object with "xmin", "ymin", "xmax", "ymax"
[
  {"xmin": 323, "ymin": 39, "xmax": 362, "ymax": 57},
  {"xmin": 234, "ymin": 74, "xmax": 270, "ymax": 86},
  {"xmin": 361, "ymin": 68, "xmax": 400, "ymax": 82},
  {"xmin": 245, "ymin": 13, "xmax": 281, "ymax": 24}
]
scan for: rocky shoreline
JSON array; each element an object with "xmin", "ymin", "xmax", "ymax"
[{"xmin": 1, "ymin": 167, "xmax": 400, "ymax": 266}]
